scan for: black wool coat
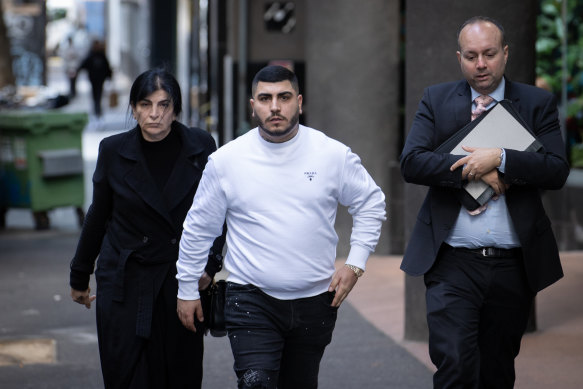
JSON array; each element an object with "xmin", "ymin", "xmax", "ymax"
[{"xmin": 70, "ymin": 122, "xmax": 221, "ymax": 386}]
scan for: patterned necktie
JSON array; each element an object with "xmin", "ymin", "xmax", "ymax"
[
  {"xmin": 471, "ymin": 94, "xmax": 494, "ymax": 121},
  {"xmin": 467, "ymin": 94, "xmax": 495, "ymax": 216}
]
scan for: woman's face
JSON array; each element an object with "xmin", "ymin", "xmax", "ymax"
[{"xmin": 132, "ymin": 89, "xmax": 176, "ymax": 142}]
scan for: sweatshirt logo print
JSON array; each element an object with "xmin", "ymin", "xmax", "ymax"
[{"xmin": 304, "ymin": 171, "xmax": 317, "ymax": 181}]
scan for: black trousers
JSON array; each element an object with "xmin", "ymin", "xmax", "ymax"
[
  {"xmin": 90, "ymin": 80, "xmax": 104, "ymax": 117},
  {"xmin": 68, "ymin": 75, "xmax": 77, "ymax": 98},
  {"xmin": 225, "ymin": 283, "xmax": 338, "ymax": 389},
  {"xmin": 96, "ymin": 262, "xmax": 204, "ymax": 389},
  {"xmin": 424, "ymin": 244, "xmax": 534, "ymax": 389}
]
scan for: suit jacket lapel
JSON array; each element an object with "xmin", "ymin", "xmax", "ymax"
[
  {"xmin": 503, "ymin": 77, "xmax": 522, "ymax": 113},
  {"xmin": 454, "ymin": 80, "xmax": 472, "ymax": 130},
  {"xmin": 119, "ymin": 127, "xmax": 175, "ymax": 228}
]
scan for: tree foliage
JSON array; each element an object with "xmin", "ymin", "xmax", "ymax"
[
  {"xmin": 537, "ymin": 1, "xmax": 583, "ymax": 117},
  {"xmin": 537, "ymin": 0, "xmax": 583, "ymax": 164}
]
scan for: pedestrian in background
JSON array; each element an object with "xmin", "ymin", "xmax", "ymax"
[
  {"xmin": 400, "ymin": 16, "xmax": 569, "ymax": 388},
  {"xmin": 59, "ymin": 36, "xmax": 80, "ymax": 99},
  {"xmin": 77, "ymin": 39, "xmax": 112, "ymax": 118},
  {"xmin": 69, "ymin": 68, "xmax": 225, "ymax": 388},
  {"xmin": 176, "ymin": 65, "xmax": 386, "ymax": 389}
]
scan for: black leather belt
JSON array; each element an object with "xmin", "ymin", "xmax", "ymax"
[{"xmin": 445, "ymin": 244, "xmax": 521, "ymax": 258}]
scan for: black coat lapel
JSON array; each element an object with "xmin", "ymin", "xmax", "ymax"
[
  {"xmin": 162, "ymin": 122, "xmax": 206, "ymax": 212},
  {"xmin": 118, "ymin": 127, "xmax": 175, "ymax": 228}
]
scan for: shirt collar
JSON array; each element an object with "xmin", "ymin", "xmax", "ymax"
[{"xmin": 470, "ymin": 77, "xmax": 505, "ymax": 107}]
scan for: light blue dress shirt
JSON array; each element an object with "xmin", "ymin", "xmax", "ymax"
[{"xmin": 445, "ymin": 78, "xmax": 521, "ymax": 249}]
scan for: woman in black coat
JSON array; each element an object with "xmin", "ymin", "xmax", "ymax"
[{"xmin": 69, "ymin": 68, "xmax": 225, "ymax": 388}]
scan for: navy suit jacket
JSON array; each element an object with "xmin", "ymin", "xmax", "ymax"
[{"xmin": 400, "ymin": 78, "xmax": 570, "ymax": 292}]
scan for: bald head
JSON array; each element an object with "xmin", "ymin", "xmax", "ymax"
[
  {"xmin": 456, "ymin": 17, "xmax": 508, "ymax": 95},
  {"xmin": 457, "ymin": 16, "xmax": 506, "ymax": 50}
]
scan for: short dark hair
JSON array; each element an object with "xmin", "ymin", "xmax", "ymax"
[
  {"xmin": 129, "ymin": 68, "xmax": 182, "ymax": 116},
  {"xmin": 251, "ymin": 65, "xmax": 299, "ymax": 96},
  {"xmin": 457, "ymin": 16, "xmax": 506, "ymax": 50}
]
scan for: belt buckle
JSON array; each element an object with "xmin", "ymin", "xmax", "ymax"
[{"xmin": 481, "ymin": 248, "xmax": 489, "ymax": 257}]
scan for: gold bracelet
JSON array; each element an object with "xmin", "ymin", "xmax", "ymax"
[{"xmin": 345, "ymin": 264, "xmax": 364, "ymax": 277}]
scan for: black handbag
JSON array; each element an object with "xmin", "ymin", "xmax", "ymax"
[{"xmin": 200, "ymin": 280, "xmax": 227, "ymax": 337}]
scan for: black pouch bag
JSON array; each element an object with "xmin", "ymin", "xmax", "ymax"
[{"xmin": 201, "ymin": 280, "xmax": 227, "ymax": 337}]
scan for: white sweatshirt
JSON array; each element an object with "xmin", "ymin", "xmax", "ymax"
[{"xmin": 177, "ymin": 125, "xmax": 386, "ymax": 300}]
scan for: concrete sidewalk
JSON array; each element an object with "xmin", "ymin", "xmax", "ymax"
[{"xmin": 346, "ymin": 252, "xmax": 583, "ymax": 388}]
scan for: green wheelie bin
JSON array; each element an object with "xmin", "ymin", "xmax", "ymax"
[{"xmin": 0, "ymin": 111, "xmax": 88, "ymax": 230}]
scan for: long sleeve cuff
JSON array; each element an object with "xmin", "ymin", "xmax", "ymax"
[
  {"xmin": 498, "ymin": 148, "xmax": 506, "ymax": 173},
  {"xmin": 345, "ymin": 244, "xmax": 372, "ymax": 271},
  {"xmin": 177, "ymin": 280, "xmax": 201, "ymax": 301},
  {"xmin": 69, "ymin": 269, "xmax": 90, "ymax": 291}
]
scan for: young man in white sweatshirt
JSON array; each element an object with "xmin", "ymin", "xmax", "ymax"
[{"xmin": 176, "ymin": 65, "xmax": 386, "ymax": 389}]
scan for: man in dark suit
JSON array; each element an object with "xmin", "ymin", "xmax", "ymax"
[{"xmin": 400, "ymin": 16, "xmax": 570, "ymax": 388}]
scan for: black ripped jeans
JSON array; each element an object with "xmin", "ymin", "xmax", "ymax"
[{"xmin": 224, "ymin": 283, "xmax": 338, "ymax": 389}]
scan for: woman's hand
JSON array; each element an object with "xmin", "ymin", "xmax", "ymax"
[{"xmin": 71, "ymin": 287, "xmax": 96, "ymax": 309}]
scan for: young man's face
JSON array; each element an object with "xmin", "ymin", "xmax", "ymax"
[
  {"xmin": 457, "ymin": 21, "xmax": 508, "ymax": 95},
  {"xmin": 250, "ymin": 80, "xmax": 302, "ymax": 143}
]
